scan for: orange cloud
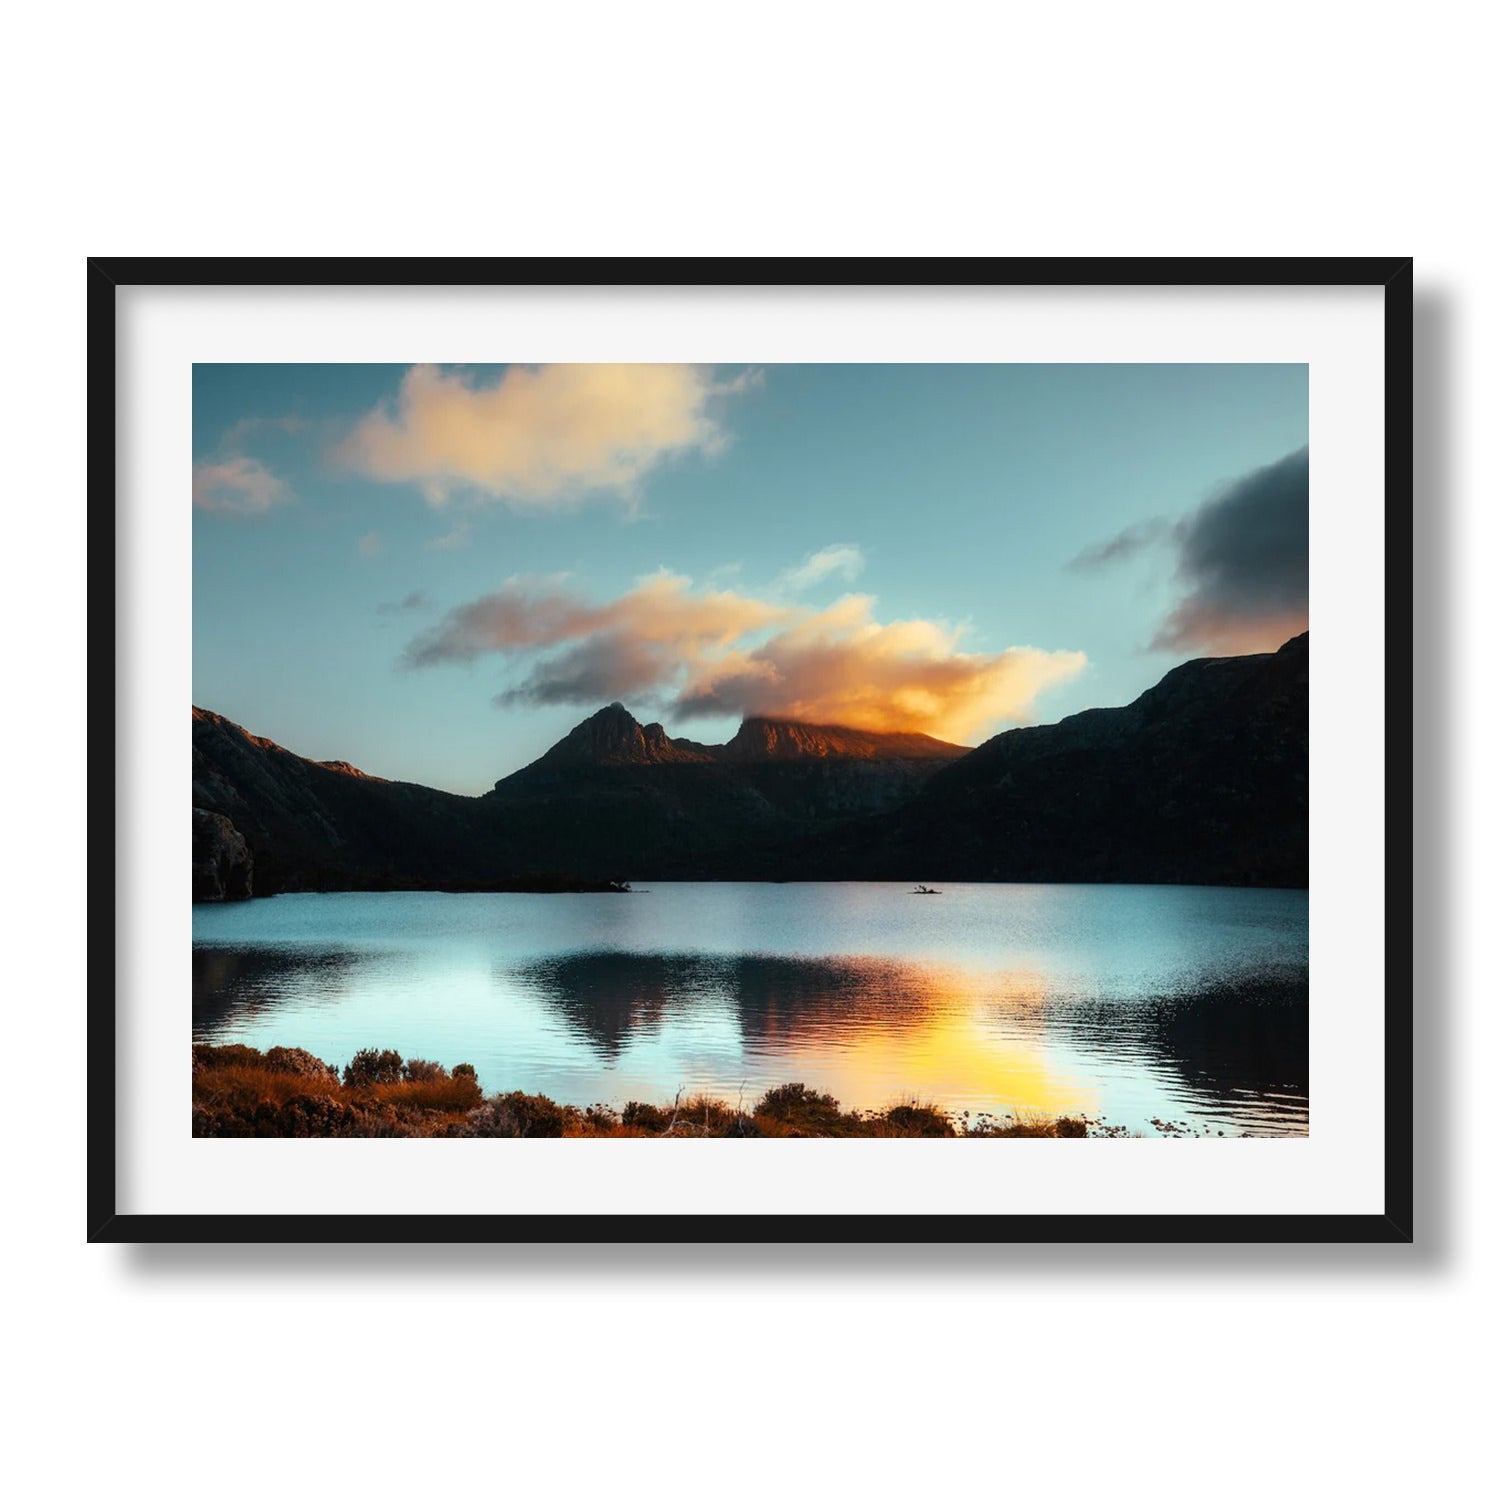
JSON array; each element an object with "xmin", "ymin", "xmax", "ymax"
[
  {"xmin": 407, "ymin": 570, "xmax": 1085, "ymax": 742},
  {"xmin": 406, "ymin": 570, "xmax": 787, "ymax": 667},
  {"xmin": 337, "ymin": 363, "xmax": 745, "ymax": 508},
  {"xmin": 675, "ymin": 595, "xmax": 1086, "ymax": 741}
]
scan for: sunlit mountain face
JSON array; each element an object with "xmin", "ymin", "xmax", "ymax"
[{"xmin": 526, "ymin": 701, "xmax": 970, "ymax": 769}]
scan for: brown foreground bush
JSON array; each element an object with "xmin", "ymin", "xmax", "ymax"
[{"xmin": 191, "ymin": 1042, "xmax": 1095, "ymax": 1139}]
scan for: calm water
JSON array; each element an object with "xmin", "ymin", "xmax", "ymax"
[{"xmin": 193, "ymin": 883, "xmax": 1309, "ymax": 1136}]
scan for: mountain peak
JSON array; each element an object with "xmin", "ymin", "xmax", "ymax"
[
  {"xmin": 529, "ymin": 707, "xmax": 968, "ymax": 770},
  {"xmin": 720, "ymin": 717, "xmax": 968, "ymax": 763},
  {"xmin": 536, "ymin": 704, "xmax": 714, "ymax": 767}
]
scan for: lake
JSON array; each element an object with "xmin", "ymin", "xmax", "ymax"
[{"xmin": 192, "ymin": 882, "xmax": 1309, "ymax": 1136}]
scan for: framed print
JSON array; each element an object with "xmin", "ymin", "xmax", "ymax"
[{"xmin": 93, "ymin": 257, "xmax": 1414, "ymax": 1244}]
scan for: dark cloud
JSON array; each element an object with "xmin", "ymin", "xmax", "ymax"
[
  {"xmin": 1070, "ymin": 446, "xmax": 1309, "ymax": 656},
  {"xmin": 403, "ymin": 582, "xmax": 605, "ymax": 667},
  {"xmin": 494, "ymin": 633, "xmax": 674, "ymax": 708},
  {"xmin": 1067, "ymin": 517, "xmax": 1172, "ymax": 572},
  {"xmin": 1153, "ymin": 445, "xmax": 1309, "ymax": 654}
]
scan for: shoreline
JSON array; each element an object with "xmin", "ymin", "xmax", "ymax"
[
  {"xmin": 192, "ymin": 1042, "xmax": 1109, "ymax": 1139},
  {"xmin": 193, "ymin": 874, "xmax": 1313, "ymax": 907}
]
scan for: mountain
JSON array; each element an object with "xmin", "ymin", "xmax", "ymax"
[
  {"xmin": 190, "ymin": 636, "xmax": 1309, "ymax": 897},
  {"xmin": 531, "ymin": 703, "xmax": 717, "ymax": 766},
  {"xmin": 718, "ymin": 718, "xmax": 962, "ymax": 763},
  {"xmin": 798, "ymin": 633, "xmax": 1310, "ymax": 886},
  {"xmin": 192, "ymin": 708, "xmax": 512, "ymax": 895},
  {"xmin": 191, "ymin": 704, "xmax": 967, "ymax": 896},
  {"xmin": 480, "ymin": 707, "xmax": 970, "ymax": 880},
  {"xmin": 525, "ymin": 703, "xmax": 964, "ymax": 769}
]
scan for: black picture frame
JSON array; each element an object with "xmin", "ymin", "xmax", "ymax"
[{"xmin": 92, "ymin": 257, "xmax": 1414, "ymax": 1245}]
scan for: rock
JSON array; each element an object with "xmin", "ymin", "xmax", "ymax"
[{"xmin": 193, "ymin": 807, "xmax": 253, "ymax": 901}]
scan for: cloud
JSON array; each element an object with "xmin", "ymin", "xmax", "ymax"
[
  {"xmin": 777, "ymin": 543, "xmax": 867, "ymax": 592},
  {"xmin": 1153, "ymin": 446, "xmax": 1309, "ymax": 655},
  {"xmin": 673, "ymin": 596, "xmax": 1086, "ymax": 742},
  {"xmin": 426, "ymin": 520, "xmax": 471, "ymax": 551},
  {"xmin": 405, "ymin": 570, "xmax": 785, "ymax": 670},
  {"xmin": 377, "ymin": 591, "xmax": 430, "ymax": 617},
  {"xmin": 407, "ymin": 570, "xmax": 1084, "ymax": 743},
  {"xmin": 191, "ymin": 456, "xmax": 289, "ymax": 515},
  {"xmin": 497, "ymin": 634, "xmax": 675, "ymax": 708},
  {"xmin": 1070, "ymin": 446, "xmax": 1309, "ymax": 656},
  {"xmin": 218, "ymin": 413, "xmax": 309, "ymax": 448},
  {"xmin": 337, "ymin": 363, "xmax": 753, "ymax": 509},
  {"xmin": 1067, "ymin": 518, "xmax": 1172, "ymax": 572}
]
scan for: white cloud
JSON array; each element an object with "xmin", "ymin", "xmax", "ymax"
[
  {"xmin": 337, "ymin": 363, "xmax": 755, "ymax": 509},
  {"xmin": 777, "ymin": 544, "xmax": 867, "ymax": 592}
]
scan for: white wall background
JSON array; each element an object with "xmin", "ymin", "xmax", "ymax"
[{"xmin": 3, "ymin": 4, "xmax": 1490, "ymax": 1496}]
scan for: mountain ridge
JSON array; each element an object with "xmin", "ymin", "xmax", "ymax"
[
  {"xmin": 191, "ymin": 634, "xmax": 1309, "ymax": 897},
  {"xmin": 521, "ymin": 702, "xmax": 967, "ymax": 773},
  {"xmin": 798, "ymin": 632, "xmax": 1309, "ymax": 886}
]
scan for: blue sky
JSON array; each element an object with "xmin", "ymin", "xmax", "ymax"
[{"xmin": 193, "ymin": 363, "xmax": 1309, "ymax": 795}]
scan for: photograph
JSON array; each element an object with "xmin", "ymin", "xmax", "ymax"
[{"xmin": 190, "ymin": 358, "xmax": 1311, "ymax": 1144}]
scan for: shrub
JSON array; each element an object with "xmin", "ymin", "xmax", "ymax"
[
  {"xmin": 191, "ymin": 1042, "xmax": 264, "ymax": 1073},
  {"xmin": 756, "ymin": 1082, "xmax": 837, "ymax": 1117},
  {"xmin": 1054, "ymin": 1116, "xmax": 1087, "ymax": 1138},
  {"xmin": 754, "ymin": 1082, "xmax": 844, "ymax": 1130},
  {"xmin": 343, "ymin": 1048, "xmax": 404, "ymax": 1088},
  {"xmin": 879, "ymin": 1103, "xmax": 955, "ymax": 1138},
  {"xmin": 367, "ymin": 1071, "xmax": 484, "ymax": 1112},
  {"xmin": 268, "ymin": 1093, "xmax": 355, "ymax": 1137},
  {"xmin": 461, "ymin": 1091, "xmax": 570, "ymax": 1138},
  {"xmin": 452, "ymin": 1063, "xmax": 478, "ymax": 1083},
  {"xmin": 622, "ymin": 1101, "xmax": 668, "ymax": 1130},
  {"xmin": 263, "ymin": 1046, "xmax": 339, "ymax": 1081},
  {"xmin": 402, "ymin": 1058, "xmax": 448, "ymax": 1083}
]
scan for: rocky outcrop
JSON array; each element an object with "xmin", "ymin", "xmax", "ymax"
[
  {"xmin": 532, "ymin": 703, "xmax": 717, "ymax": 766},
  {"xmin": 527, "ymin": 703, "xmax": 966, "ymax": 769},
  {"xmin": 718, "ymin": 718, "xmax": 965, "ymax": 763},
  {"xmin": 192, "ymin": 808, "xmax": 253, "ymax": 901}
]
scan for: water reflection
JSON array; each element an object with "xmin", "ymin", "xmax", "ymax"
[
  {"xmin": 511, "ymin": 951, "xmax": 1090, "ymax": 1116},
  {"xmin": 512, "ymin": 951, "xmax": 975, "ymax": 1055},
  {"xmin": 191, "ymin": 886, "xmax": 1310, "ymax": 1135},
  {"xmin": 511, "ymin": 949, "xmax": 1307, "ymax": 1131},
  {"xmin": 193, "ymin": 947, "xmax": 363, "ymax": 1033}
]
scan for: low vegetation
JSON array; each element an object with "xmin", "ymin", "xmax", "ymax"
[{"xmin": 192, "ymin": 1042, "xmax": 1099, "ymax": 1139}]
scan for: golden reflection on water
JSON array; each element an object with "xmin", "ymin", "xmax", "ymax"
[
  {"xmin": 776, "ymin": 1012, "xmax": 1100, "ymax": 1117},
  {"xmin": 749, "ymin": 960, "xmax": 1101, "ymax": 1117}
]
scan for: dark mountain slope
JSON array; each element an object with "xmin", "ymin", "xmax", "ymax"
[
  {"xmin": 192, "ymin": 704, "xmax": 970, "ymax": 894},
  {"xmin": 481, "ymin": 705, "xmax": 969, "ymax": 879},
  {"xmin": 192, "ymin": 709, "xmax": 512, "ymax": 894},
  {"xmin": 799, "ymin": 633, "xmax": 1309, "ymax": 886}
]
